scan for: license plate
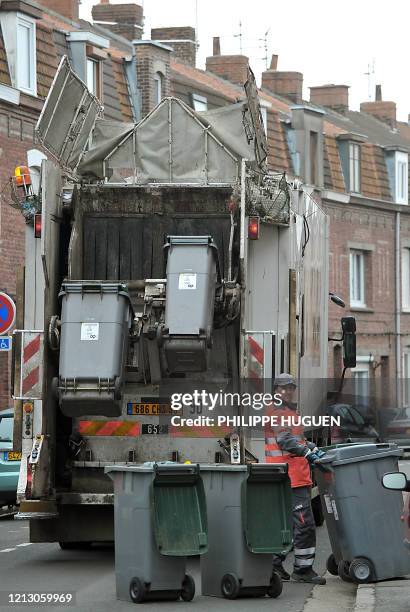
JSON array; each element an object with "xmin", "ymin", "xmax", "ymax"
[
  {"xmin": 3, "ymin": 451, "xmax": 21, "ymax": 461},
  {"xmin": 127, "ymin": 401, "xmax": 172, "ymax": 415},
  {"xmin": 141, "ymin": 424, "xmax": 169, "ymax": 435}
]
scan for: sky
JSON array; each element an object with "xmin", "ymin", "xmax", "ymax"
[{"xmin": 80, "ymin": 0, "xmax": 410, "ymax": 122}]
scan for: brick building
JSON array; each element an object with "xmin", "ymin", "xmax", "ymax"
[{"xmin": 0, "ymin": 0, "xmax": 409, "ymax": 425}]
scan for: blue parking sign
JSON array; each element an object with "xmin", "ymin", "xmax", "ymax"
[{"xmin": 0, "ymin": 336, "xmax": 11, "ymax": 351}]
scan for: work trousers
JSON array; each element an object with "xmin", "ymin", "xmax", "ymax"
[{"xmin": 273, "ymin": 485, "xmax": 316, "ymax": 572}]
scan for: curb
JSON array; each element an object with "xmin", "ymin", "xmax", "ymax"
[
  {"xmin": 352, "ymin": 584, "xmax": 375, "ymax": 612},
  {"xmin": 302, "ymin": 572, "xmax": 357, "ymax": 612}
]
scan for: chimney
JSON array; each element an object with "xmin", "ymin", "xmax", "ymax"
[
  {"xmin": 40, "ymin": 0, "xmax": 79, "ymax": 20},
  {"xmin": 151, "ymin": 27, "xmax": 196, "ymax": 66},
  {"xmin": 213, "ymin": 36, "xmax": 220, "ymax": 56},
  {"xmin": 360, "ymin": 100, "xmax": 397, "ymax": 128},
  {"xmin": 206, "ymin": 51, "xmax": 249, "ymax": 85},
  {"xmin": 92, "ymin": 1, "xmax": 144, "ymax": 41},
  {"xmin": 309, "ymin": 84, "xmax": 349, "ymax": 112},
  {"xmin": 261, "ymin": 54, "xmax": 302, "ymax": 103}
]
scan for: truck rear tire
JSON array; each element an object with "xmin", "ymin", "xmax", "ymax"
[{"xmin": 59, "ymin": 541, "xmax": 92, "ymax": 550}]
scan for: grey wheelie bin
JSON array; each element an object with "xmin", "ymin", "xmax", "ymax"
[
  {"xmin": 57, "ymin": 281, "xmax": 134, "ymax": 417},
  {"xmin": 105, "ymin": 463, "xmax": 208, "ymax": 603},
  {"xmin": 316, "ymin": 443, "xmax": 410, "ymax": 583},
  {"xmin": 200, "ymin": 463, "xmax": 292, "ymax": 599}
]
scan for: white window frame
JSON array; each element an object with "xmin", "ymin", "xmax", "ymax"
[
  {"xmin": 86, "ymin": 57, "xmax": 99, "ymax": 96},
  {"xmin": 396, "ymin": 151, "xmax": 408, "ymax": 205},
  {"xmin": 192, "ymin": 93, "xmax": 208, "ymax": 112},
  {"xmin": 349, "ymin": 142, "xmax": 361, "ymax": 193},
  {"xmin": 154, "ymin": 72, "xmax": 163, "ymax": 106},
  {"xmin": 349, "ymin": 250, "xmax": 366, "ymax": 308},
  {"xmin": 16, "ymin": 14, "xmax": 36, "ymax": 96},
  {"xmin": 351, "ymin": 357, "xmax": 371, "ymax": 402},
  {"xmin": 402, "ymin": 247, "xmax": 410, "ymax": 312}
]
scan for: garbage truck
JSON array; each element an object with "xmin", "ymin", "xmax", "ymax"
[{"xmin": 9, "ymin": 57, "xmax": 354, "ymax": 545}]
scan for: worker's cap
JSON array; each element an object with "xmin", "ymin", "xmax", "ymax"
[{"xmin": 273, "ymin": 373, "xmax": 297, "ymax": 388}]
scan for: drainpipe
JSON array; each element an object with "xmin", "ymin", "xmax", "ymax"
[{"xmin": 395, "ymin": 210, "xmax": 401, "ymax": 406}]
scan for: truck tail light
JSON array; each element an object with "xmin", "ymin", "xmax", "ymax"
[
  {"xmin": 248, "ymin": 216, "xmax": 260, "ymax": 240},
  {"xmin": 34, "ymin": 214, "xmax": 42, "ymax": 238}
]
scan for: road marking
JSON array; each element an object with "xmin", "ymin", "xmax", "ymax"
[
  {"xmin": 16, "ymin": 543, "xmax": 32, "ymax": 547},
  {"xmin": 0, "ymin": 548, "xmax": 16, "ymax": 553}
]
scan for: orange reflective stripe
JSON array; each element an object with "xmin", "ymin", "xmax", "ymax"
[
  {"xmin": 78, "ymin": 421, "xmax": 141, "ymax": 436},
  {"xmin": 170, "ymin": 425, "xmax": 232, "ymax": 438}
]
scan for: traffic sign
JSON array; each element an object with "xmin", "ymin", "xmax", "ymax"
[
  {"xmin": 0, "ymin": 336, "xmax": 11, "ymax": 351},
  {"xmin": 0, "ymin": 292, "xmax": 16, "ymax": 335}
]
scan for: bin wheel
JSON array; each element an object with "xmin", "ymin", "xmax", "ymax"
[
  {"xmin": 221, "ymin": 573, "xmax": 240, "ymax": 599},
  {"xmin": 129, "ymin": 577, "xmax": 146, "ymax": 603},
  {"xmin": 337, "ymin": 560, "xmax": 353, "ymax": 582},
  {"xmin": 267, "ymin": 572, "xmax": 283, "ymax": 598},
  {"xmin": 349, "ymin": 557, "xmax": 373, "ymax": 583},
  {"xmin": 180, "ymin": 574, "xmax": 195, "ymax": 602},
  {"xmin": 326, "ymin": 554, "xmax": 339, "ymax": 576}
]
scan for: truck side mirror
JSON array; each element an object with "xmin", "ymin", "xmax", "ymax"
[
  {"xmin": 341, "ymin": 316, "xmax": 356, "ymax": 368},
  {"xmin": 382, "ymin": 472, "xmax": 410, "ymax": 492}
]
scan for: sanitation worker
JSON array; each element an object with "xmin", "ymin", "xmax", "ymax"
[{"xmin": 265, "ymin": 373, "xmax": 326, "ymax": 585}]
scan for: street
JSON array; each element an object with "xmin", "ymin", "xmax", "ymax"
[{"xmin": 0, "ymin": 517, "xmax": 333, "ymax": 612}]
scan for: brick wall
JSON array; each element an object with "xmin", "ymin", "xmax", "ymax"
[
  {"xmin": 134, "ymin": 43, "xmax": 171, "ymax": 117},
  {"xmin": 325, "ymin": 199, "xmax": 410, "ymax": 406},
  {"xmin": 0, "ymin": 101, "xmax": 39, "ymax": 408},
  {"xmin": 151, "ymin": 27, "xmax": 196, "ymax": 67},
  {"xmin": 38, "ymin": 0, "xmax": 79, "ymax": 21},
  {"xmin": 206, "ymin": 55, "xmax": 249, "ymax": 86},
  {"xmin": 92, "ymin": 2, "xmax": 144, "ymax": 41}
]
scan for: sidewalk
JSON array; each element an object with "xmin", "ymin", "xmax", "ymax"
[{"xmin": 303, "ymin": 574, "xmax": 410, "ymax": 612}]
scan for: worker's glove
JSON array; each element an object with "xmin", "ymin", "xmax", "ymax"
[
  {"xmin": 311, "ymin": 447, "xmax": 326, "ymax": 459},
  {"xmin": 304, "ymin": 448, "xmax": 322, "ymax": 464}
]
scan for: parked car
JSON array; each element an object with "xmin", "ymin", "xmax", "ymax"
[
  {"xmin": 328, "ymin": 403, "xmax": 380, "ymax": 444},
  {"xmin": 0, "ymin": 409, "xmax": 20, "ymax": 507},
  {"xmin": 386, "ymin": 407, "xmax": 410, "ymax": 447}
]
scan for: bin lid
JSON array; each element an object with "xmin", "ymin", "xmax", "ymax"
[{"xmin": 318, "ymin": 443, "xmax": 402, "ymax": 467}]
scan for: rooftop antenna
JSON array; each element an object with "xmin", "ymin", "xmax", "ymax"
[
  {"xmin": 364, "ymin": 59, "xmax": 375, "ymax": 100},
  {"xmin": 234, "ymin": 20, "xmax": 243, "ymax": 54},
  {"xmin": 259, "ymin": 27, "xmax": 271, "ymax": 69},
  {"xmin": 195, "ymin": 0, "xmax": 199, "ymax": 50}
]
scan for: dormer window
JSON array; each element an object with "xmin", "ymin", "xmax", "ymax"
[
  {"xmin": 86, "ymin": 57, "xmax": 100, "ymax": 97},
  {"xmin": 17, "ymin": 15, "xmax": 36, "ymax": 95},
  {"xmin": 349, "ymin": 142, "xmax": 361, "ymax": 193},
  {"xmin": 192, "ymin": 93, "xmax": 208, "ymax": 112},
  {"xmin": 396, "ymin": 151, "xmax": 408, "ymax": 204}
]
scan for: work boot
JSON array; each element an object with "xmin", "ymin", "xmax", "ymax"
[
  {"xmin": 272, "ymin": 563, "xmax": 290, "ymax": 581},
  {"xmin": 291, "ymin": 569, "xmax": 326, "ymax": 585}
]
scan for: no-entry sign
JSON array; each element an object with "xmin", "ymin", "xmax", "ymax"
[{"xmin": 0, "ymin": 292, "xmax": 16, "ymax": 335}]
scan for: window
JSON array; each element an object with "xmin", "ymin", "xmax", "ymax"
[
  {"xmin": 396, "ymin": 152, "xmax": 408, "ymax": 204},
  {"xmin": 310, "ymin": 131, "xmax": 318, "ymax": 185},
  {"xmin": 349, "ymin": 142, "xmax": 361, "ymax": 193},
  {"xmin": 402, "ymin": 248, "xmax": 410, "ymax": 311},
  {"xmin": 16, "ymin": 16, "xmax": 36, "ymax": 95},
  {"xmin": 192, "ymin": 93, "xmax": 208, "ymax": 112},
  {"xmin": 86, "ymin": 57, "xmax": 100, "ymax": 98},
  {"xmin": 260, "ymin": 106, "xmax": 267, "ymax": 135},
  {"xmin": 350, "ymin": 250, "xmax": 366, "ymax": 307},
  {"xmin": 154, "ymin": 72, "xmax": 163, "ymax": 106},
  {"xmin": 351, "ymin": 361, "xmax": 370, "ymax": 404},
  {"xmin": 403, "ymin": 351, "xmax": 410, "ymax": 407}
]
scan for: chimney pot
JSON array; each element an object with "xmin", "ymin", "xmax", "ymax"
[
  {"xmin": 309, "ymin": 84, "xmax": 349, "ymax": 112},
  {"xmin": 270, "ymin": 54, "xmax": 278, "ymax": 70},
  {"xmin": 375, "ymin": 84, "xmax": 382, "ymax": 101},
  {"xmin": 213, "ymin": 37, "xmax": 221, "ymax": 56}
]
